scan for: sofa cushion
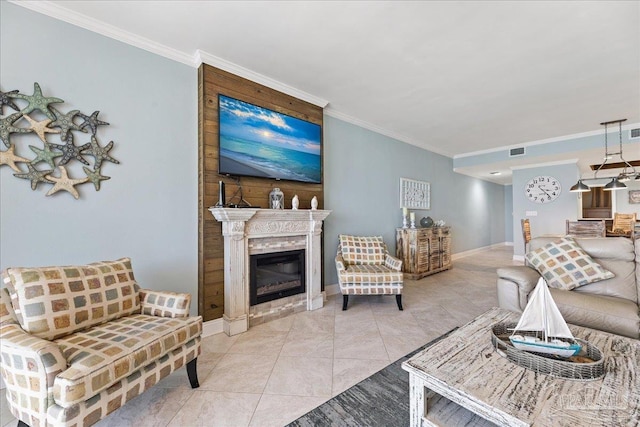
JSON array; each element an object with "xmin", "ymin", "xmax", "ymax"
[
  {"xmin": 3, "ymin": 258, "xmax": 140, "ymax": 340},
  {"xmin": 53, "ymin": 313, "xmax": 202, "ymax": 407},
  {"xmin": 339, "ymin": 235, "xmax": 386, "ymax": 265},
  {"xmin": 549, "ymin": 288, "xmax": 640, "ymax": 339},
  {"xmin": 525, "ymin": 237, "xmax": 614, "ymax": 290}
]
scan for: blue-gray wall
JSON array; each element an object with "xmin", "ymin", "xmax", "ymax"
[
  {"xmin": 1, "ymin": 3, "xmax": 507, "ymax": 304},
  {"xmin": 512, "ymin": 162, "xmax": 580, "ymax": 257},
  {"xmin": 323, "ymin": 116, "xmax": 506, "ymax": 285},
  {"xmin": 504, "ymin": 185, "xmax": 513, "ymax": 243},
  {"xmin": 0, "ymin": 3, "xmax": 199, "ymax": 314}
]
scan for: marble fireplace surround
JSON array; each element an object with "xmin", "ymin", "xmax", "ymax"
[{"xmin": 209, "ymin": 207, "xmax": 331, "ymax": 336}]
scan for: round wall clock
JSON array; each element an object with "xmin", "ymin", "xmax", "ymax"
[{"xmin": 525, "ymin": 175, "xmax": 562, "ymax": 203}]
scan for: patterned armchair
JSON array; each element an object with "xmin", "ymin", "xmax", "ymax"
[
  {"xmin": 335, "ymin": 235, "xmax": 404, "ymax": 310},
  {"xmin": 0, "ymin": 258, "xmax": 202, "ymax": 427}
]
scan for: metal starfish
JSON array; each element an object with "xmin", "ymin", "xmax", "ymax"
[
  {"xmin": 49, "ymin": 107, "xmax": 85, "ymax": 141},
  {"xmin": 83, "ymin": 166, "xmax": 111, "ymax": 191},
  {"xmin": 49, "ymin": 134, "xmax": 90, "ymax": 166},
  {"xmin": 29, "ymin": 143, "xmax": 63, "ymax": 168},
  {"xmin": 0, "ymin": 89, "xmax": 20, "ymax": 114},
  {"xmin": 0, "ymin": 112, "xmax": 32, "ymax": 148},
  {"xmin": 19, "ymin": 114, "xmax": 60, "ymax": 142},
  {"xmin": 45, "ymin": 165, "xmax": 88, "ymax": 199},
  {"xmin": 0, "ymin": 144, "xmax": 30, "ymax": 172},
  {"xmin": 78, "ymin": 111, "xmax": 109, "ymax": 135},
  {"xmin": 8, "ymin": 82, "xmax": 63, "ymax": 120},
  {"xmin": 13, "ymin": 163, "xmax": 54, "ymax": 190},
  {"xmin": 81, "ymin": 136, "xmax": 119, "ymax": 169}
]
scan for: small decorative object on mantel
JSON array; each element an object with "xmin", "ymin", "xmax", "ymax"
[
  {"xmin": 434, "ymin": 219, "xmax": 446, "ymax": 227},
  {"xmin": 1, "ymin": 82, "xmax": 119, "ymax": 199},
  {"xmin": 311, "ymin": 195, "xmax": 318, "ymax": 210},
  {"xmin": 291, "ymin": 194, "xmax": 299, "ymax": 210},
  {"xmin": 269, "ymin": 187, "xmax": 284, "ymax": 209}
]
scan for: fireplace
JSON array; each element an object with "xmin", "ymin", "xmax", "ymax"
[
  {"xmin": 250, "ymin": 250, "xmax": 305, "ymax": 305},
  {"xmin": 209, "ymin": 207, "xmax": 330, "ymax": 336}
]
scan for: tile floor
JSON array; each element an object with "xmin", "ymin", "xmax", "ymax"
[{"xmin": 1, "ymin": 245, "xmax": 517, "ymax": 427}]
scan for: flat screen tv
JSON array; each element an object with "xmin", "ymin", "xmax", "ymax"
[{"xmin": 218, "ymin": 94, "xmax": 322, "ymax": 184}]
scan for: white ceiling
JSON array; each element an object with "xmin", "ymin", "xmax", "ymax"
[{"xmin": 15, "ymin": 0, "xmax": 640, "ymax": 183}]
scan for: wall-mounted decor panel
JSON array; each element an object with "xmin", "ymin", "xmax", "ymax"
[{"xmin": 198, "ymin": 64, "xmax": 323, "ymax": 321}]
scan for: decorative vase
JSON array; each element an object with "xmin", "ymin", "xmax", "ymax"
[
  {"xmin": 269, "ymin": 187, "xmax": 284, "ymax": 209},
  {"xmin": 311, "ymin": 196, "xmax": 318, "ymax": 210},
  {"xmin": 292, "ymin": 194, "xmax": 299, "ymax": 210}
]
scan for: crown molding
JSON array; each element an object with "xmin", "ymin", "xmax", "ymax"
[
  {"xmin": 454, "ymin": 122, "xmax": 640, "ymax": 159},
  {"xmin": 194, "ymin": 50, "xmax": 328, "ymax": 108},
  {"xmin": 510, "ymin": 158, "xmax": 579, "ymax": 171},
  {"xmin": 11, "ymin": 0, "xmax": 195, "ymax": 66},
  {"xmin": 324, "ymin": 108, "xmax": 452, "ymax": 158}
]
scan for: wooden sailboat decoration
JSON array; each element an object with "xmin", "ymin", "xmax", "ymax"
[{"xmin": 509, "ymin": 278, "xmax": 581, "ymax": 358}]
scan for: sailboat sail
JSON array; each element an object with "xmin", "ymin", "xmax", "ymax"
[{"xmin": 513, "ymin": 278, "xmax": 574, "ymax": 340}]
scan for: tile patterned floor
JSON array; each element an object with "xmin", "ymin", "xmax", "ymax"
[{"xmin": 1, "ymin": 245, "xmax": 517, "ymax": 427}]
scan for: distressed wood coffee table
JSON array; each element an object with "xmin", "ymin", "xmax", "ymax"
[{"xmin": 402, "ymin": 307, "xmax": 639, "ymax": 426}]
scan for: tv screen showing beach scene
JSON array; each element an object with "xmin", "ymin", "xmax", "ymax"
[{"xmin": 218, "ymin": 95, "xmax": 322, "ymax": 184}]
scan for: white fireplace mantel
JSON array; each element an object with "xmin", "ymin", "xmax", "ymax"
[{"xmin": 209, "ymin": 207, "xmax": 331, "ymax": 336}]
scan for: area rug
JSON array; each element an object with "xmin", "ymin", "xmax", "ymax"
[{"xmin": 287, "ymin": 328, "xmax": 457, "ymax": 427}]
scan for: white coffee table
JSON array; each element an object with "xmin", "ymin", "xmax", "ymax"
[{"xmin": 402, "ymin": 307, "xmax": 640, "ymax": 426}]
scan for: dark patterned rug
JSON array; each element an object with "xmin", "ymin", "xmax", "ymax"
[{"xmin": 287, "ymin": 328, "xmax": 457, "ymax": 427}]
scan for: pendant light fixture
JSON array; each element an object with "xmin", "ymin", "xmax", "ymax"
[{"xmin": 570, "ymin": 119, "xmax": 638, "ymax": 192}]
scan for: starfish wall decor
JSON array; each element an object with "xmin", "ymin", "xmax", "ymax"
[{"xmin": 0, "ymin": 82, "xmax": 120, "ymax": 199}]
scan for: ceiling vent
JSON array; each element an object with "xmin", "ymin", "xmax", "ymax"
[
  {"xmin": 630, "ymin": 128, "xmax": 640, "ymax": 139},
  {"xmin": 509, "ymin": 147, "xmax": 526, "ymax": 157}
]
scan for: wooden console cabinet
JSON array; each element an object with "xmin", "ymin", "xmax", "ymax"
[{"xmin": 396, "ymin": 227, "xmax": 452, "ymax": 279}]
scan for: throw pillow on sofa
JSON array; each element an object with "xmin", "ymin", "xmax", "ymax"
[{"xmin": 525, "ymin": 237, "xmax": 614, "ymax": 290}]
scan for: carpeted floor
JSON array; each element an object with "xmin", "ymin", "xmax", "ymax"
[{"xmin": 287, "ymin": 328, "xmax": 457, "ymax": 427}]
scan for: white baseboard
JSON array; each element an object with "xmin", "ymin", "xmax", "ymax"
[
  {"xmin": 202, "ymin": 318, "xmax": 224, "ymax": 337},
  {"xmin": 325, "ymin": 283, "xmax": 340, "ymax": 296},
  {"xmin": 451, "ymin": 241, "xmax": 511, "ymax": 261}
]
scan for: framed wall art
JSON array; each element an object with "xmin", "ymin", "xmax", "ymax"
[
  {"xmin": 629, "ymin": 190, "xmax": 640, "ymax": 204},
  {"xmin": 400, "ymin": 177, "xmax": 430, "ymax": 210}
]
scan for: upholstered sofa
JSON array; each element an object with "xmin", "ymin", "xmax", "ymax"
[
  {"xmin": 0, "ymin": 258, "xmax": 202, "ymax": 427},
  {"xmin": 497, "ymin": 237, "xmax": 639, "ymax": 339},
  {"xmin": 335, "ymin": 235, "xmax": 403, "ymax": 310}
]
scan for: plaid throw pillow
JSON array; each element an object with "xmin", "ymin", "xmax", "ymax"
[
  {"xmin": 339, "ymin": 235, "xmax": 386, "ymax": 265},
  {"xmin": 525, "ymin": 237, "xmax": 614, "ymax": 290}
]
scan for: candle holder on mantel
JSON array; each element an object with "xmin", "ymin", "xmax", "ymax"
[
  {"xmin": 402, "ymin": 216, "xmax": 408, "ymax": 229},
  {"xmin": 269, "ymin": 187, "xmax": 284, "ymax": 209},
  {"xmin": 410, "ymin": 218, "xmax": 416, "ymax": 229}
]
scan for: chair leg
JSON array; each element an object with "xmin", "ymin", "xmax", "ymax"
[
  {"xmin": 342, "ymin": 295, "xmax": 349, "ymax": 311},
  {"xmin": 187, "ymin": 358, "xmax": 199, "ymax": 388},
  {"xmin": 396, "ymin": 294, "xmax": 403, "ymax": 311}
]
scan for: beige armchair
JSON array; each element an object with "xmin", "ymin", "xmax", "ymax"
[
  {"xmin": 335, "ymin": 235, "xmax": 403, "ymax": 310},
  {"xmin": 1, "ymin": 258, "xmax": 202, "ymax": 427}
]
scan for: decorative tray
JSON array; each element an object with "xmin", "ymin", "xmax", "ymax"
[{"xmin": 491, "ymin": 322, "xmax": 604, "ymax": 381}]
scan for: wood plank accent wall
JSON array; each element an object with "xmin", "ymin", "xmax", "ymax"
[{"xmin": 198, "ymin": 64, "xmax": 324, "ymax": 322}]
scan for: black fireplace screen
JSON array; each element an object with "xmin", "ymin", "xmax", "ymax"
[{"xmin": 250, "ymin": 249, "xmax": 306, "ymax": 306}]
